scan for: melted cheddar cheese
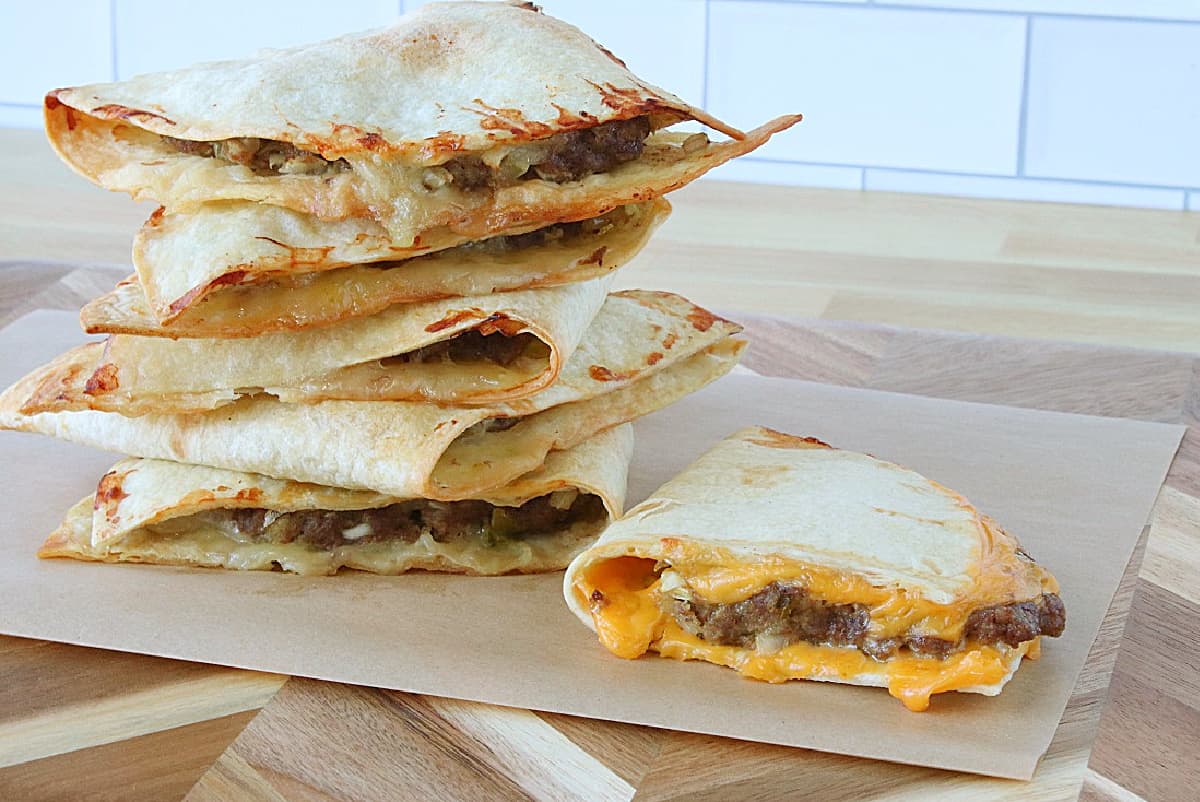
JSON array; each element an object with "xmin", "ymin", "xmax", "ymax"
[
  {"xmin": 657, "ymin": 533, "xmax": 1057, "ymax": 642},
  {"xmin": 657, "ymin": 624, "xmax": 1020, "ymax": 712},
  {"xmin": 575, "ymin": 537, "xmax": 1054, "ymax": 711}
]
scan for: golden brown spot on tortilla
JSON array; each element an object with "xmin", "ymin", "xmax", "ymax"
[
  {"xmin": 646, "ymin": 352, "xmax": 663, "ymax": 365},
  {"xmin": 356, "ymin": 131, "xmax": 387, "ymax": 151},
  {"xmin": 595, "ymin": 43, "xmax": 629, "ymax": 70},
  {"xmin": 589, "ymin": 365, "xmax": 636, "ymax": 382},
  {"xmin": 746, "ymin": 429, "xmax": 832, "ymax": 450},
  {"xmin": 91, "ymin": 104, "xmax": 176, "ymax": 126},
  {"xmin": 477, "ymin": 314, "xmax": 525, "ymax": 337},
  {"xmin": 94, "ymin": 469, "xmax": 131, "ymax": 522},
  {"xmin": 579, "ymin": 246, "xmax": 607, "ymax": 266},
  {"xmin": 873, "ymin": 508, "xmax": 948, "ymax": 526},
  {"xmin": 251, "ymin": 237, "xmax": 335, "ymax": 267},
  {"xmin": 418, "ymin": 131, "xmax": 469, "ymax": 160},
  {"xmin": 84, "ymin": 363, "xmax": 119, "ymax": 395},
  {"xmin": 215, "ymin": 485, "xmax": 230, "ymax": 492},
  {"xmin": 740, "ymin": 464, "xmax": 787, "ymax": 487},
  {"xmin": 469, "ymin": 99, "xmax": 555, "ymax": 138},
  {"xmin": 687, "ymin": 307, "xmax": 728, "ymax": 332},
  {"xmin": 425, "ymin": 308, "xmax": 486, "ymax": 333},
  {"xmin": 234, "ymin": 488, "xmax": 263, "ymax": 503},
  {"xmin": 147, "ymin": 206, "xmax": 166, "ymax": 226},
  {"xmin": 551, "ymin": 104, "xmax": 599, "ymax": 127},
  {"xmin": 662, "ymin": 332, "xmax": 678, "ymax": 350},
  {"xmin": 585, "ymin": 81, "xmax": 672, "ymax": 119}
]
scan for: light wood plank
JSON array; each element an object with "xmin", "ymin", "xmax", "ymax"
[{"xmin": 0, "ymin": 710, "xmax": 258, "ymax": 802}]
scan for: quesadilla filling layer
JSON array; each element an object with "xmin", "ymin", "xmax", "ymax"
[
  {"xmin": 208, "ymin": 204, "xmax": 640, "ymax": 298},
  {"xmin": 113, "ymin": 490, "xmax": 607, "ymax": 575},
  {"xmin": 576, "ymin": 553, "xmax": 1065, "ymax": 711},
  {"xmin": 384, "ymin": 330, "xmax": 549, "ymax": 369},
  {"xmin": 159, "ymin": 115, "xmax": 663, "ymax": 186},
  {"xmin": 663, "ymin": 577, "xmax": 1065, "ymax": 660}
]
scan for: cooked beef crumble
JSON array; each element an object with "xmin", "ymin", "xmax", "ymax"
[
  {"xmin": 161, "ymin": 115, "xmax": 651, "ymax": 184},
  {"xmin": 666, "ymin": 580, "xmax": 1065, "ymax": 660},
  {"xmin": 384, "ymin": 330, "xmax": 540, "ymax": 368},
  {"xmin": 220, "ymin": 492, "xmax": 604, "ymax": 550},
  {"xmin": 525, "ymin": 115, "xmax": 652, "ymax": 182},
  {"xmin": 161, "ymin": 135, "xmax": 348, "ymax": 176}
]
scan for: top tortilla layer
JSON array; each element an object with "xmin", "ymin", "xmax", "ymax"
[
  {"xmin": 564, "ymin": 427, "xmax": 1058, "ymax": 608},
  {"xmin": 46, "ymin": 1, "xmax": 738, "ymax": 167}
]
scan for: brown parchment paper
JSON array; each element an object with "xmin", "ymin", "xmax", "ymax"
[{"xmin": 0, "ymin": 310, "xmax": 1183, "ymax": 780}]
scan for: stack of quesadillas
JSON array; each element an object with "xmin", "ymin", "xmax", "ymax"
[{"xmin": 2, "ymin": 1, "xmax": 798, "ymax": 575}]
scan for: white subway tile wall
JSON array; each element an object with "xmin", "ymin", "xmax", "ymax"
[
  {"xmin": 708, "ymin": 3, "xmax": 1027, "ymax": 173},
  {"xmin": 2, "ymin": 0, "xmax": 1198, "ymax": 210},
  {"xmin": 114, "ymin": 0, "xmax": 401, "ymax": 80},
  {"xmin": 0, "ymin": 1, "xmax": 112, "ymax": 127},
  {"xmin": 1024, "ymin": 16, "xmax": 1200, "ymax": 188}
]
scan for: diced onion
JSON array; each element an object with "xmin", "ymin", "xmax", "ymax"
[
  {"xmin": 421, "ymin": 166, "xmax": 452, "ymax": 191},
  {"xmin": 755, "ymin": 633, "xmax": 790, "ymax": 654},
  {"xmin": 682, "ymin": 133, "xmax": 710, "ymax": 154},
  {"xmin": 340, "ymin": 522, "xmax": 372, "ymax": 540},
  {"xmin": 548, "ymin": 489, "xmax": 579, "ymax": 510}
]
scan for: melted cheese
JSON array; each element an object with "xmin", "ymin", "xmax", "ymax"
[
  {"xmin": 656, "ymin": 533, "xmax": 1057, "ymax": 641},
  {"xmin": 61, "ymin": 496, "xmax": 609, "ymax": 576},
  {"xmin": 656, "ymin": 624, "xmax": 1015, "ymax": 712},
  {"xmin": 574, "ymin": 543, "xmax": 1049, "ymax": 710}
]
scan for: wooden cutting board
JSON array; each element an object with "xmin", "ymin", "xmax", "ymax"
[{"xmin": 0, "ymin": 263, "xmax": 1195, "ymax": 802}]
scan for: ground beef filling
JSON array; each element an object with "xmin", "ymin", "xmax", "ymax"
[
  {"xmin": 161, "ymin": 135, "xmax": 348, "ymax": 176},
  {"xmin": 384, "ymin": 331, "xmax": 546, "ymax": 368},
  {"xmin": 666, "ymin": 581, "xmax": 1065, "ymax": 661},
  {"xmin": 213, "ymin": 492, "xmax": 604, "ymax": 551},
  {"xmin": 430, "ymin": 115, "xmax": 653, "ymax": 190},
  {"xmin": 459, "ymin": 206, "xmax": 629, "ymax": 255},
  {"xmin": 162, "ymin": 115, "xmax": 650, "ymax": 184}
]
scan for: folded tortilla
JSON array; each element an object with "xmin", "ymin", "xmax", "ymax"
[
  {"xmin": 2, "ymin": 292, "xmax": 743, "ymax": 498},
  {"xmin": 86, "ymin": 200, "xmax": 666, "ymax": 334},
  {"xmin": 45, "ymin": 1, "xmax": 799, "ymax": 239},
  {"xmin": 40, "ymin": 424, "xmax": 632, "ymax": 576},
  {"xmin": 32, "ymin": 275, "xmax": 615, "ymax": 414},
  {"xmin": 564, "ymin": 427, "xmax": 1066, "ymax": 712}
]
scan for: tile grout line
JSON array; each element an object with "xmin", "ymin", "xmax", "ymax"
[
  {"xmin": 727, "ymin": 0, "xmax": 1200, "ymax": 25},
  {"xmin": 735, "ymin": 156, "xmax": 1200, "ymax": 194},
  {"xmin": 702, "ymin": 0, "xmax": 712, "ymax": 108},
  {"xmin": 108, "ymin": 0, "xmax": 119, "ymax": 81},
  {"xmin": 1015, "ymin": 14, "xmax": 1033, "ymax": 177}
]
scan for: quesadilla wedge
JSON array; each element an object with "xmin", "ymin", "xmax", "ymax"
[
  {"xmin": 31, "ymin": 276, "xmax": 614, "ymax": 414},
  {"xmin": 40, "ymin": 424, "xmax": 632, "ymax": 576},
  {"xmin": 45, "ymin": 1, "xmax": 799, "ymax": 238},
  {"xmin": 86, "ymin": 200, "xmax": 666, "ymax": 335},
  {"xmin": 2, "ymin": 292, "xmax": 743, "ymax": 499},
  {"xmin": 564, "ymin": 427, "xmax": 1066, "ymax": 712}
]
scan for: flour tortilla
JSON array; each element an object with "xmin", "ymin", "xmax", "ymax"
[
  {"xmin": 85, "ymin": 199, "xmax": 666, "ymax": 334},
  {"xmin": 44, "ymin": 1, "xmax": 796, "ymax": 236},
  {"xmin": 2, "ymin": 293, "xmax": 743, "ymax": 498},
  {"xmin": 30, "ymin": 275, "xmax": 614, "ymax": 413},
  {"xmin": 563, "ymin": 427, "xmax": 1062, "ymax": 705},
  {"xmin": 39, "ymin": 424, "xmax": 632, "ymax": 576}
]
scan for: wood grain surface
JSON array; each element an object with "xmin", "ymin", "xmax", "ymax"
[
  {"xmin": 0, "ymin": 264, "xmax": 1194, "ymax": 801},
  {"xmin": 0, "ymin": 125, "xmax": 1196, "ymax": 800}
]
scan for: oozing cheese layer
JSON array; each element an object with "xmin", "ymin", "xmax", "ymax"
[
  {"xmin": 655, "ymin": 534, "xmax": 1057, "ymax": 641},
  {"xmin": 574, "ymin": 542, "xmax": 1051, "ymax": 711},
  {"xmin": 657, "ymin": 624, "xmax": 1020, "ymax": 712}
]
